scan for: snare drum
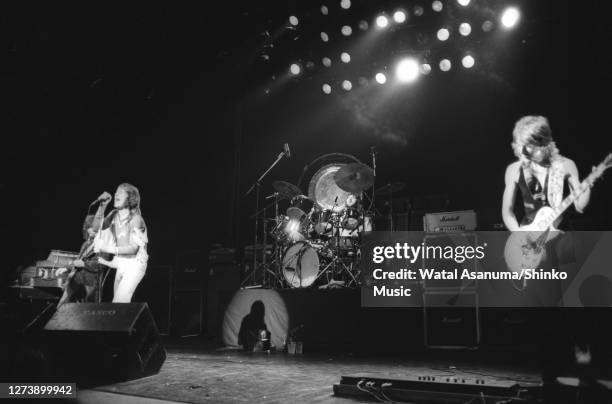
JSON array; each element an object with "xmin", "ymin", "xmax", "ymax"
[{"xmin": 281, "ymin": 241, "xmax": 320, "ymax": 288}]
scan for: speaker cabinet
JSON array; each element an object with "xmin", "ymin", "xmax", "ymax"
[
  {"xmin": 43, "ymin": 302, "xmax": 166, "ymax": 383},
  {"xmin": 424, "ymin": 291, "xmax": 480, "ymax": 349}
]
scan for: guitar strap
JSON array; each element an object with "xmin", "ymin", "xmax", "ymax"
[{"xmin": 547, "ymin": 159, "xmax": 564, "ymax": 209}]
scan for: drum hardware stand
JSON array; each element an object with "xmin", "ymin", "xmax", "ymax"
[
  {"xmin": 315, "ymin": 209, "xmax": 359, "ymax": 287},
  {"xmin": 243, "ymin": 145, "xmax": 289, "ymax": 287}
]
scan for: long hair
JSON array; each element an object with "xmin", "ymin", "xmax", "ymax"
[
  {"xmin": 511, "ymin": 115, "xmax": 559, "ymax": 166},
  {"xmin": 117, "ymin": 183, "xmax": 142, "ymax": 217}
]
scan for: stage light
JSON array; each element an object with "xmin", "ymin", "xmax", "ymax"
[
  {"xmin": 322, "ymin": 84, "xmax": 332, "ymax": 94},
  {"xmin": 358, "ymin": 77, "xmax": 368, "ymax": 87},
  {"xmin": 340, "ymin": 0, "xmax": 351, "ymax": 10},
  {"xmin": 482, "ymin": 20, "xmax": 494, "ymax": 32},
  {"xmin": 342, "ymin": 80, "xmax": 352, "ymax": 91},
  {"xmin": 393, "ymin": 10, "xmax": 406, "ymax": 23},
  {"xmin": 341, "ymin": 25, "xmax": 352, "ymax": 36},
  {"xmin": 420, "ymin": 63, "xmax": 432, "ymax": 75},
  {"xmin": 358, "ymin": 20, "xmax": 369, "ymax": 31},
  {"xmin": 437, "ymin": 28, "xmax": 450, "ymax": 41},
  {"xmin": 375, "ymin": 72, "xmax": 387, "ymax": 84},
  {"xmin": 290, "ymin": 63, "xmax": 301, "ymax": 75},
  {"xmin": 341, "ymin": 52, "xmax": 351, "ymax": 63},
  {"xmin": 432, "ymin": 1, "xmax": 443, "ymax": 12},
  {"xmin": 501, "ymin": 7, "xmax": 520, "ymax": 29},
  {"xmin": 439, "ymin": 59, "xmax": 451, "ymax": 72},
  {"xmin": 459, "ymin": 22, "xmax": 472, "ymax": 36},
  {"xmin": 321, "ymin": 32, "xmax": 329, "ymax": 42},
  {"xmin": 414, "ymin": 6, "xmax": 424, "ymax": 16},
  {"xmin": 457, "ymin": 0, "xmax": 470, "ymax": 6},
  {"xmin": 396, "ymin": 58, "xmax": 420, "ymax": 83},
  {"xmin": 306, "ymin": 61, "xmax": 315, "ymax": 70},
  {"xmin": 321, "ymin": 5, "xmax": 329, "ymax": 15},
  {"xmin": 322, "ymin": 57, "xmax": 332, "ymax": 67},
  {"xmin": 376, "ymin": 15, "xmax": 389, "ymax": 28},
  {"xmin": 462, "ymin": 55, "xmax": 475, "ymax": 68},
  {"xmin": 289, "ymin": 16, "xmax": 299, "ymax": 26}
]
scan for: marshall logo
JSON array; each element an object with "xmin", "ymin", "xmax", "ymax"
[
  {"xmin": 440, "ymin": 215, "xmax": 460, "ymax": 222},
  {"xmin": 83, "ymin": 310, "xmax": 116, "ymax": 316}
]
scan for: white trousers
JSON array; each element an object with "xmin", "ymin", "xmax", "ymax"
[{"xmin": 112, "ymin": 256, "xmax": 146, "ymax": 303}]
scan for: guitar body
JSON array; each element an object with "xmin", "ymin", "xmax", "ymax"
[{"xmin": 504, "ymin": 207, "xmax": 561, "ymax": 274}]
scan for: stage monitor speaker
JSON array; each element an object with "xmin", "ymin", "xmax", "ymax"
[
  {"xmin": 424, "ymin": 291, "xmax": 480, "ymax": 349},
  {"xmin": 43, "ymin": 302, "xmax": 166, "ymax": 383}
]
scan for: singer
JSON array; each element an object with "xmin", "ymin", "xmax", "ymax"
[{"xmin": 57, "ymin": 183, "xmax": 148, "ymax": 306}]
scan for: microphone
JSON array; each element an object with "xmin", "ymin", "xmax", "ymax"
[{"xmin": 284, "ymin": 143, "xmax": 291, "ymax": 159}]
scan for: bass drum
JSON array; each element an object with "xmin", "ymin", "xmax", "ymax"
[{"xmin": 281, "ymin": 241, "xmax": 320, "ymax": 288}]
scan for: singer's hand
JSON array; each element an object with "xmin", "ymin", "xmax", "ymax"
[{"xmin": 98, "ymin": 191, "xmax": 112, "ymax": 203}]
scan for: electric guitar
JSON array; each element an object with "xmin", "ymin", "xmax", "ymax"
[{"xmin": 504, "ymin": 154, "xmax": 612, "ymax": 279}]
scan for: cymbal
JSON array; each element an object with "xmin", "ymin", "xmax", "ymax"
[
  {"xmin": 272, "ymin": 181, "xmax": 302, "ymax": 199},
  {"xmin": 333, "ymin": 163, "xmax": 375, "ymax": 193},
  {"xmin": 376, "ymin": 182, "xmax": 406, "ymax": 196}
]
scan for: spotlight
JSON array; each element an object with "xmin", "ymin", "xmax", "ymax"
[
  {"xmin": 306, "ymin": 61, "xmax": 315, "ymax": 69},
  {"xmin": 457, "ymin": 0, "xmax": 470, "ymax": 6},
  {"xmin": 462, "ymin": 55, "xmax": 475, "ymax": 68},
  {"xmin": 289, "ymin": 16, "xmax": 299, "ymax": 26},
  {"xmin": 376, "ymin": 15, "xmax": 389, "ymax": 28},
  {"xmin": 396, "ymin": 58, "xmax": 420, "ymax": 82},
  {"xmin": 342, "ymin": 80, "xmax": 352, "ymax": 91},
  {"xmin": 393, "ymin": 10, "xmax": 406, "ymax": 23},
  {"xmin": 375, "ymin": 73, "xmax": 387, "ymax": 84},
  {"xmin": 358, "ymin": 20, "xmax": 369, "ymax": 30},
  {"xmin": 437, "ymin": 28, "xmax": 450, "ymax": 41},
  {"xmin": 439, "ymin": 59, "xmax": 451, "ymax": 72},
  {"xmin": 340, "ymin": 0, "xmax": 351, "ymax": 10},
  {"xmin": 420, "ymin": 63, "xmax": 432, "ymax": 75},
  {"xmin": 322, "ymin": 84, "xmax": 332, "ymax": 94},
  {"xmin": 340, "ymin": 52, "xmax": 351, "ymax": 63},
  {"xmin": 459, "ymin": 22, "xmax": 472, "ymax": 36},
  {"xmin": 482, "ymin": 20, "xmax": 494, "ymax": 32},
  {"xmin": 290, "ymin": 64, "xmax": 301, "ymax": 75},
  {"xmin": 432, "ymin": 1, "xmax": 443, "ymax": 12},
  {"xmin": 501, "ymin": 7, "xmax": 520, "ymax": 29},
  {"xmin": 322, "ymin": 57, "xmax": 332, "ymax": 67},
  {"xmin": 341, "ymin": 25, "xmax": 352, "ymax": 36},
  {"xmin": 358, "ymin": 77, "xmax": 368, "ymax": 87},
  {"xmin": 321, "ymin": 32, "xmax": 329, "ymax": 42},
  {"xmin": 321, "ymin": 5, "xmax": 329, "ymax": 15},
  {"xmin": 414, "ymin": 6, "xmax": 424, "ymax": 16}
]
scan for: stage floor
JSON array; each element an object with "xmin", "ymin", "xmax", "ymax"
[{"xmin": 77, "ymin": 344, "xmax": 541, "ymax": 404}]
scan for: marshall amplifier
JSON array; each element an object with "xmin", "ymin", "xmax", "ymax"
[
  {"xmin": 423, "ymin": 210, "xmax": 477, "ymax": 232},
  {"xmin": 423, "ymin": 291, "xmax": 480, "ymax": 349}
]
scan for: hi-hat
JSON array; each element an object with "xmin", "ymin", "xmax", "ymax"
[
  {"xmin": 376, "ymin": 182, "xmax": 406, "ymax": 196},
  {"xmin": 333, "ymin": 163, "xmax": 375, "ymax": 193},
  {"xmin": 272, "ymin": 181, "xmax": 302, "ymax": 199}
]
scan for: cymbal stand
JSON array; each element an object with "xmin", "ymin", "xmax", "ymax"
[{"xmin": 243, "ymin": 147, "xmax": 288, "ymax": 287}]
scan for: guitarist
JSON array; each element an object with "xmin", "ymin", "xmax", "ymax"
[
  {"xmin": 502, "ymin": 115, "xmax": 591, "ymax": 232},
  {"xmin": 57, "ymin": 192, "xmax": 113, "ymax": 307}
]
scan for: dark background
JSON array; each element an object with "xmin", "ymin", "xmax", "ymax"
[{"xmin": 2, "ymin": 0, "xmax": 611, "ymax": 284}]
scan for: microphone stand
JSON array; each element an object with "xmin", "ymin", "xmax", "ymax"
[{"xmin": 243, "ymin": 149, "xmax": 287, "ymax": 287}]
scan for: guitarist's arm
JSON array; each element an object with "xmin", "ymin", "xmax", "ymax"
[
  {"xmin": 502, "ymin": 162, "xmax": 521, "ymax": 231},
  {"xmin": 565, "ymin": 159, "xmax": 591, "ymax": 213}
]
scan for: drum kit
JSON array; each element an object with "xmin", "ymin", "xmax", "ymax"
[
  {"xmin": 248, "ymin": 159, "xmax": 377, "ymax": 289},
  {"xmin": 242, "ymin": 147, "xmax": 406, "ymax": 289}
]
